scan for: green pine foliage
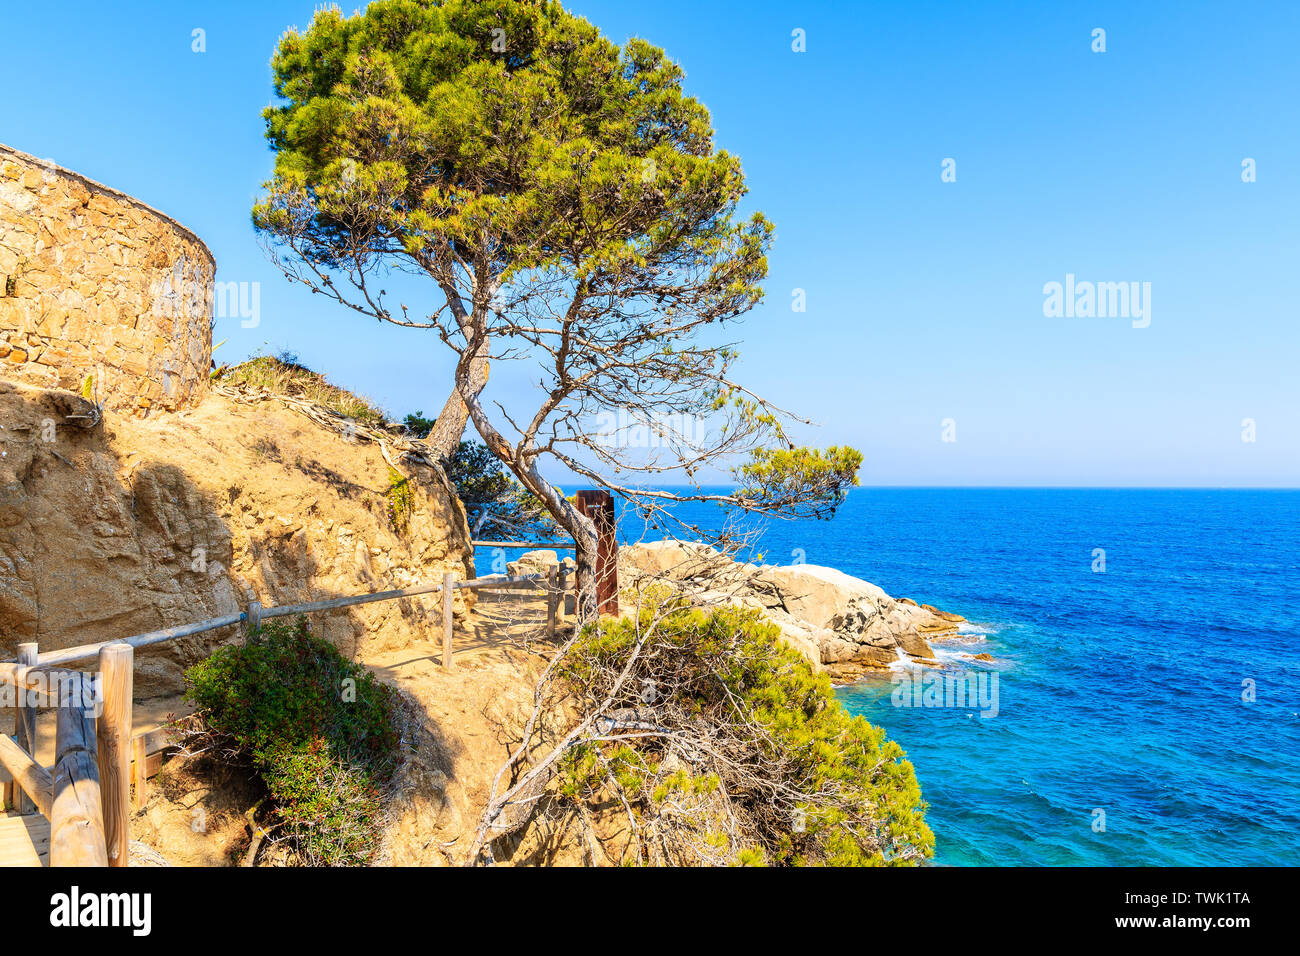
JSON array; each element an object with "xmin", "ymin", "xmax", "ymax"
[
  {"xmin": 562, "ymin": 602, "xmax": 934, "ymax": 866},
  {"xmin": 736, "ymin": 446, "xmax": 865, "ymax": 520},
  {"xmin": 252, "ymin": 0, "xmax": 863, "ymax": 533},
  {"xmin": 253, "ymin": 0, "xmax": 762, "ymax": 291},
  {"xmin": 184, "ymin": 617, "xmax": 400, "ymax": 865}
]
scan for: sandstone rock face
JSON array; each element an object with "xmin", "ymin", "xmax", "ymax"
[
  {"xmin": 617, "ymin": 539, "xmax": 761, "ymax": 590},
  {"xmin": 755, "ymin": 564, "xmax": 892, "ymax": 630},
  {"xmin": 0, "ymin": 143, "xmax": 214, "ymax": 415},
  {"xmin": 618, "ymin": 542, "xmax": 961, "ymax": 678},
  {"xmin": 0, "ymin": 379, "xmax": 474, "ymax": 695},
  {"xmin": 922, "ymin": 603, "xmax": 966, "ymax": 623}
]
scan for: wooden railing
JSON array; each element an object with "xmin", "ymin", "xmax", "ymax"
[
  {"xmin": 0, "ymin": 648, "xmax": 132, "ymax": 865},
  {"xmin": 0, "ymin": 564, "xmax": 574, "ymax": 867},
  {"xmin": 470, "ymin": 540, "xmax": 574, "ymax": 549}
]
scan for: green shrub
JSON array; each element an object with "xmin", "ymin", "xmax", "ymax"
[
  {"xmin": 385, "ymin": 466, "xmax": 413, "ymax": 533},
  {"xmin": 561, "ymin": 602, "xmax": 934, "ymax": 866},
  {"xmin": 184, "ymin": 617, "xmax": 400, "ymax": 865}
]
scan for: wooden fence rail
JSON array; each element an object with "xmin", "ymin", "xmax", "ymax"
[
  {"xmin": 35, "ymin": 613, "xmax": 249, "ymax": 669},
  {"xmin": 0, "ymin": 734, "xmax": 52, "ymax": 818},
  {"xmin": 470, "ymin": 540, "xmax": 574, "ymax": 549},
  {"xmin": 0, "ymin": 557, "xmax": 576, "ymax": 867},
  {"xmin": 49, "ymin": 670, "xmax": 109, "ymax": 866}
]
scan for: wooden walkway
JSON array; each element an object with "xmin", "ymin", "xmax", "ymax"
[{"xmin": 0, "ymin": 813, "xmax": 49, "ymax": 866}]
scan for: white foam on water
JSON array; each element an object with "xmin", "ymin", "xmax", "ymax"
[
  {"xmin": 931, "ymin": 645, "xmax": 969, "ymax": 664},
  {"xmin": 887, "ymin": 646, "xmax": 921, "ymax": 671}
]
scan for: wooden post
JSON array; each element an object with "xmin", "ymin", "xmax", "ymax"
[
  {"xmin": 546, "ymin": 566, "xmax": 558, "ymax": 638},
  {"xmin": 13, "ymin": 642, "xmax": 37, "ymax": 815},
  {"xmin": 131, "ymin": 735, "xmax": 148, "ymax": 812},
  {"xmin": 441, "ymin": 573, "xmax": 454, "ymax": 670},
  {"xmin": 247, "ymin": 601, "xmax": 262, "ymax": 638},
  {"xmin": 556, "ymin": 566, "xmax": 568, "ymax": 623},
  {"xmin": 97, "ymin": 644, "xmax": 132, "ymax": 867},
  {"xmin": 50, "ymin": 672, "xmax": 108, "ymax": 866},
  {"xmin": 2, "ymin": 667, "xmax": 9, "ymax": 811},
  {"xmin": 3, "ymin": 640, "xmax": 14, "ymax": 811}
]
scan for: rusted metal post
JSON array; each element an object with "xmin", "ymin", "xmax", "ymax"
[{"xmin": 574, "ymin": 490, "xmax": 618, "ymax": 615}]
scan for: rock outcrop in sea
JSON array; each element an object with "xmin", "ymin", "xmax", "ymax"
[{"xmin": 614, "ymin": 541, "xmax": 965, "ymax": 679}]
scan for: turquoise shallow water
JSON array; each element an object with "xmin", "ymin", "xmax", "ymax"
[
  {"xmin": 477, "ymin": 488, "xmax": 1300, "ymax": 865},
  {"xmin": 824, "ymin": 489, "xmax": 1300, "ymax": 866}
]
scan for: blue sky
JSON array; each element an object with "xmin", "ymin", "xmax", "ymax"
[{"xmin": 2, "ymin": 0, "xmax": 1296, "ymax": 487}]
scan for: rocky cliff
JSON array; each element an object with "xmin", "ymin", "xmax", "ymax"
[{"xmin": 0, "ymin": 377, "xmax": 474, "ymax": 695}]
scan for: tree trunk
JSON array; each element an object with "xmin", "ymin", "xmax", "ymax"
[
  {"xmin": 571, "ymin": 524, "xmax": 600, "ymax": 623},
  {"xmin": 452, "ymin": 351, "xmax": 602, "ymax": 622},
  {"xmin": 445, "ymin": 299, "xmax": 610, "ymax": 623},
  {"xmin": 424, "ymin": 355, "xmax": 488, "ymax": 460},
  {"xmin": 496, "ymin": 465, "xmax": 599, "ymax": 623}
]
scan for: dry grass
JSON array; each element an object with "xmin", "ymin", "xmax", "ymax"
[{"xmin": 214, "ymin": 353, "xmax": 388, "ymax": 427}]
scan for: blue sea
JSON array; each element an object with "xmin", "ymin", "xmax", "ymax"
[{"xmin": 478, "ymin": 488, "xmax": 1300, "ymax": 866}]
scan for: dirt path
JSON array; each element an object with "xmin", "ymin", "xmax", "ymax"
[
  {"xmin": 123, "ymin": 585, "xmax": 572, "ymax": 866},
  {"xmin": 364, "ymin": 586, "xmax": 573, "ymax": 865}
]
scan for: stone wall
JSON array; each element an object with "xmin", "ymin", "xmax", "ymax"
[{"xmin": 0, "ymin": 143, "xmax": 214, "ymax": 413}]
